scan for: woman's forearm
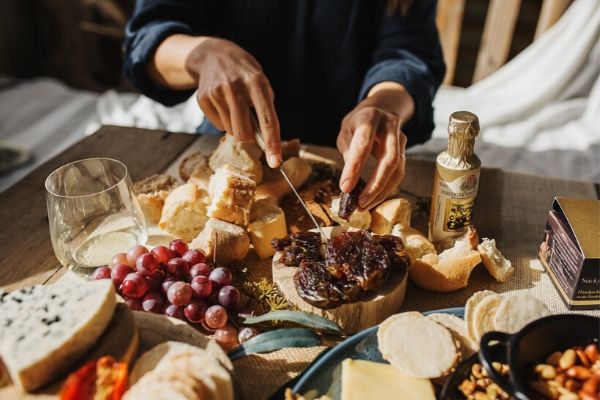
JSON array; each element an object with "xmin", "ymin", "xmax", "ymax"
[
  {"xmin": 148, "ymin": 34, "xmax": 210, "ymax": 90},
  {"xmin": 366, "ymin": 81, "xmax": 415, "ymax": 127}
]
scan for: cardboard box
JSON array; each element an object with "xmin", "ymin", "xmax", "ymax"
[{"xmin": 539, "ymin": 197, "xmax": 600, "ymax": 310}]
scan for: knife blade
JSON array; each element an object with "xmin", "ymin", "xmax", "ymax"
[{"xmin": 249, "ymin": 112, "xmax": 329, "ymax": 242}]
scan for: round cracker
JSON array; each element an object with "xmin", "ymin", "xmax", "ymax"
[
  {"xmin": 472, "ymin": 294, "xmax": 502, "ymax": 342},
  {"xmin": 494, "ymin": 295, "xmax": 551, "ymax": 333},
  {"xmin": 378, "ymin": 312, "xmax": 459, "ymax": 378},
  {"xmin": 465, "ymin": 290, "xmax": 496, "ymax": 342},
  {"xmin": 428, "ymin": 313, "xmax": 478, "ymax": 358}
]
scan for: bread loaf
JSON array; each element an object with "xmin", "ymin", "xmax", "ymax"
[
  {"xmin": 370, "ymin": 198, "xmax": 412, "ymax": 235},
  {"xmin": 159, "ymin": 183, "xmax": 208, "ymax": 242},
  {"xmin": 207, "ymin": 164, "xmax": 256, "ymax": 226},
  {"xmin": 190, "ymin": 218, "xmax": 250, "ymax": 264},
  {"xmin": 133, "ymin": 174, "xmax": 178, "ymax": 224},
  {"xmin": 209, "ymin": 134, "xmax": 263, "ymax": 183},
  {"xmin": 248, "ymin": 204, "xmax": 287, "ymax": 259},
  {"xmin": 256, "ymin": 157, "xmax": 312, "ymax": 201},
  {"xmin": 179, "ymin": 152, "xmax": 209, "ymax": 182}
]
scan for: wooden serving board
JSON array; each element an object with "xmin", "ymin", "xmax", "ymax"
[{"xmin": 272, "ymin": 227, "xmax": 408, "ymax": 334}]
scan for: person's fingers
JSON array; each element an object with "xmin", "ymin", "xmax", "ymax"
[
  {"xmin": 369, "ymin": 164, "xmax": 404, "ymax": 208},
  {"xmin": 197, "ymin": 92, "xmax": 225, "ymax": 131},
  {"xmin": 359, "ymin": 121, "xmax": 400, "ymax": 209},
  {"xmin": 223, "ymin": 83, "xmax": 253, "ymax": 142},
  {"xmin": 249, "ymin": 74, "xmax": 281, "ymax": 168},
  {"xmin": 338, "ymin": 116, "xmax": 378, "ymax": 193}
]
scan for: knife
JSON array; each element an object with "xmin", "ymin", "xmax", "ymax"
[{"xmin": 249, "ymin": 112, "xmax": 328, "ymax": 241}]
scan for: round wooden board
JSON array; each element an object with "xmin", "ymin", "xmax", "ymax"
[
  {"xmin": 272, "ymin": 226, "xmax": 408, "ymax": 334},
  {"xmin": 0, "ymin": 306, "xmax": 229, "ymax": 399}
]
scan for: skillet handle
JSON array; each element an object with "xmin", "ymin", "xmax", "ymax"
[{"xmin": 478, "ymin": 331, "xmax": 515, "ymax": 395}]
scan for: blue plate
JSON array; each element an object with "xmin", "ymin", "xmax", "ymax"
[{"xmin": 292, "ymin": 307, "xmax": 465, "ymax": 400}]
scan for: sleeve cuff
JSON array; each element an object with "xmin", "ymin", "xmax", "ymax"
[{"xmin": 124, "ymin": 20, "xmax": 196, "ymax": 106}]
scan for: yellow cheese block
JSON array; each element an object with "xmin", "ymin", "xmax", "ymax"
[
  {"xmin": 248, "ymin": 206, "xmax": 287, "ymax": 259},
  {"xmin": 341, "ymin": 359, "xmax": 436, "ymax": 400}
]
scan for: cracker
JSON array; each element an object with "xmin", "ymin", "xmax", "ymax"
[
  {"xmin": 465, "ymin": 290, "xmax": 496, "ymax": 343},
  {"xmin": 472, "ymin": 294, "xmax": 502, "ymax": 342},
  {"xmin": 428, "ymin": 313, "xmax": 478, "ymax": 358},
  {"xmin": 378, "ymin": 312, "xmax": 459, "ymax": 379},
  {"xmin": 494, "ymin": 295, "xmax": 551, "ymax": 333}
]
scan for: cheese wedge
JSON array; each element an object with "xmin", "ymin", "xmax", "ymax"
[
  {"xmin": 248, "ymin": 205, "xmax": 287, "ymax": 259},
  {"xmin": 341, "ymin": 359, "xmax": 435, "ymax": 400},
  {"xmin": 0, "ymin": 279, "xmax": 116, "ymax": 392},
  {"xmin": 370, "ymin": 198, "xmax": 412, "ymax": 235}
]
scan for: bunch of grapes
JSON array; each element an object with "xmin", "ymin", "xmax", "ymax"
[{"xmin": 93, "ymin": 239, "xmax": 253, "ymax": 349}]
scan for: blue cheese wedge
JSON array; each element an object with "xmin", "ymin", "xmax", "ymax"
[{"xmin": 0, "ymin": 279, "xmax": 116, "ymax": 392}]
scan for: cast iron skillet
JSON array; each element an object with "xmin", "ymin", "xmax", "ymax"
[{"xmin": 478, "ymin": 314, "xmax": 599, "ymax": 400}]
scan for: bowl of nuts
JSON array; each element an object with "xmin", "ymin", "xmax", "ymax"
[{"xmin": 478, "ymin": 314, "xmax": 599, "ymax": 400}]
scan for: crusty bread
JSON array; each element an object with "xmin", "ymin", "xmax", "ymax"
[
  {"xmin": 179, "ymin": 152, "xmax": 209, "ymax": 182},
  {"xmin": 190, "ymin": 218, "xmax": 250, "ymax": 264},
  {"xmin": 408, "ymin": 227, "xmax": 481, "ymax": 292},
  {"xmin": 327, "ymin": 197, "xmax": 371, "ymax": 229},
  {"xmin": 378, "ymin": 312, "xmax": 460, "ymax": 379},
  {"xmin": 370, "ymin": 198, "xmax": 412, "ymax": 235},
  {"xmin": 392, "ymin": 225, "xmax": 436, "ymax": 261},
  {"xmin": 281, "ymin": 138, "xmax": 301, "ymax": 160},
  {"xmin": 256, "ymin": 157, "xmax": 312, "ymax": 201},
  {"xmin": 478, "ymin": 238, "xmax": 514, "ymax": 282},
  {"xmin": 187, "ymin": 163, "xmax": 213, "ymax": 192},
  {"xmin": 248, "ymin": 204, "xmax": 287, "ymax": 259},
  {"xmin": 436, "ymin": 226, "xmax": 480, "ymax": 253},
  {"xmin": 159, "ymin": 183, "xmax": 208, "ymax": 243},
  {"xmin": 207, "ymin": 164, "xmax": 256, "ymax": 226},
  {"xmin": 209, "ymin": 134, "xmax": 263, "ymax": 183},
  {"xmin": 133, "ymin": 174, "xmax": 178, "ymax": 225}
]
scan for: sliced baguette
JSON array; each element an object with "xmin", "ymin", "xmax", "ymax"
[
  {"xmin": 370, "ymin": 198, "xmax": 412, "ymax": 235},
  {"xmin": 209, "ymin": 134, "xmax": 263, "ymax": 183},
  {"xmin": 179, "ymin": 152, "xmax": 209, "ymax": 182},
  {"xmin": 190, "ymin": 218, "xmax": 250, "ymax": 264},
  {"xmin": 478, "ymin": 238, "xmax": 514, "ymax": 282},
  {"xmin": 133, "ymin": 174, "xmax": 178, "ymax": 225},
  {"xmin": 207, "ymin": 164, "xmax": 256, "ymax": 226},
  {"xmin": 187, "ymin": 163, "xmax": 213, "ymax": 192},
  {"xmin": 159, "ymin": 183, "xmax": 208, "ymax": 242}
]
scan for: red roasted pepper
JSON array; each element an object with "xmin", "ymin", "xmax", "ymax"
[{"xmin": 59, "ymin": 356, "xmax": 128, "ymax": 400}]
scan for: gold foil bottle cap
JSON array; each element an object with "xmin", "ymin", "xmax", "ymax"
[{"xmin": 448, "ymin": 111, "xmax": 480, "ymax": 139}]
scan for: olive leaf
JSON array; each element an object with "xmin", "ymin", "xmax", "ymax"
[
  {"xmin": 228, "ymin": 328, "xmax": 322, "ymax": 360},
  {"xmin": 242, "ymin": 310, "xmax": 342, "ymax": 335}
]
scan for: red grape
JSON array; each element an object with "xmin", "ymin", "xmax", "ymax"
[
  {"xmin": 111, "ymin": 264, "xmax": 134, "ymax": 287},
  {"xmin": 184, "ymin": 300, "xmax": 208, "ymax": 323},
  {"xmin": 191, "ymin": 275, "xmax": 212, "ymax": 298},
  {"xmin": 145, "ymin": 270, "xmax": 164, "ymax": 292},
  {"xmin": 93, "ymin": 266, "xmax": 111, "ymax": 280},
  {"xmin": 182, "ymin": 249, "xmax": 205, "ymax": 266},
  {"xmin": 111, "ymin": 252, "xmax": 130, "ymax": 267},
  {"xmin": 167, "ymin": 281, "xmax": 192, "ymax": 306},
  {"xmin": 205, "ymin": 305, "xmax": 228, "ymax": 329},
  {"xmin": 136, "ymin": 253, "xmax": 159, "ymax": 276},
  {"xmin": 209, "ymin": 267, "xmax": 232, "ymax": 290},
  {"xmin": 165, "ymin": 304, "xmax": 185, "ymax": 320},
  {"xmin": 238, "ymin": 327, "xmax": 259, "ymax": 343},
  {"xmin": 142, "ymin": 291, "xmax": 166, "ymax": 313},
  {"xmin": 214, "ymin": 324, "xmax": 239, "ymax": 350},
  {"xmin": 161, "ymin": 278, "xmax": 177, "ymax": 296},
  {"xmin": 121, "ymin": 272, "xmax": 149, "ymax": 298},
  {"xmin": 189, "ymin": 263, "xmax": 212, "ymax": 279},
  {"xmin": 169, "ymin": 239, "xmax": 188, "ymax": 257},
  {"xmin": 151, "ymin": 245, "xmax": 173, "ymax": 264},
  {"xmin": 218, "ymin": 285, "xmax": 240, "ymax": 309},
  {"xmin": 126, "ymin": 245, "xmax": 148, "ymax": 266},
  {"xmin": 166, "ymin": 257, "xmax": 189, "ymax": 278},
  {"xmin": 125, "ymin": 297, "xmax": 143, "ymax": 311}
]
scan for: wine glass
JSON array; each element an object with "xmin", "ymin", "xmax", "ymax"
[{"xmin": 45, "ymin": 158, "xmax": 147, "ymax": 277}]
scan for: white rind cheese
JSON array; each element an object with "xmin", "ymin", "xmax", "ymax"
[{"xmin": 0, "ymin": 279, "xmax": 116, "ymax": 392}]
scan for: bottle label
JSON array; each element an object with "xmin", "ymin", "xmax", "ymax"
[{"xmin": 429, "ymin": 169, "xmax": 480, "ymax": 242}]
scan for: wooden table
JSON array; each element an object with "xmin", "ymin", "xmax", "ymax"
[{"xmin": 1, "ymin": 125, "xmax": 598, "ymax": 398}]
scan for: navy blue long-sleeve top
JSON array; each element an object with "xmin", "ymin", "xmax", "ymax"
[{"xmin": 124, "ymin": 0, "xmax": 445, "ymax": 147}]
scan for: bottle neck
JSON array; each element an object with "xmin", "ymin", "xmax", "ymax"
[{"xmin": 447, "ymin": 137, "xmax": 475, "ymax": 159}]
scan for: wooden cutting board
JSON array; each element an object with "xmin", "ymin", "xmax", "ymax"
[{"xmin": 272, "ymin": 226, "xmax": 408, "ymax": 334}]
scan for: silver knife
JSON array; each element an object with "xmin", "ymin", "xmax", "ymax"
[{"xmin": 249, "ymin": 112, "xmax": 328, "ymax": 241}]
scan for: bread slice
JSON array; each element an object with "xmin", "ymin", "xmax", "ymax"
[
  {"xmin": 378, "ymin": 312, "xmax": 460, "ymax": 379},
  {"xmin": 465, "ymin": 290, "xmax": 497, "ymax": 343},
  {"xmin": 472, "ymin": 293, "xmax": 502, "ymax": 342},
  {"xmin": 179, "ymin": 152, "xmax": 209, "ymax": 182},
  {"xmin": 478, "ymin": 238, "xmax": 514, "ymax": 282},
  {"xmin": 133, "ymin": 174, "xmax": 178, "ymax": 225},
  {"xmin": 256, "ymin": 157, "xmax": 312, "ymax": 201},
  {"xmin": 190, "ymin": 218, "xmax": 250, "ymax": 264},
  {"xmin": 427, "ymin": 313, "xmax": 477, "ymax": 359},
  {"xmin": 327, "ymin": 197, "xmax": 371, "ymax": 229},
  {"xmin": 187, "ymin": 163, "xmax": 213, "ymax": 192},
  {"xmin": 209, "ymin": 134, "xmax": 263, "ymax": 183},
  {"xmin": 370, "ymin": 198, "xmax": 412, "ymax": 235},
  {"xmin": 494, "ymin": 295, "xmax": 550, "ymax": 334},
  {"xmin": 207, "ymin": 164, "xmax": 256, "ymax": 226},
  {"xmin": 248, "ymin": 205, "xmax": 287, "ymax": 259},
  {"xmin": 159, "ymin": 183, "xmax": 208, "ymax": 242},
  {"xmin": 0, "ymin": 279, "xmax": 116, "ymax": 392}
]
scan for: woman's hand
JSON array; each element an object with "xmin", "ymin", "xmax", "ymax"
[
  {"xmin": 151, "ymin": 35, "xmax": 282, "ymax": 167},
  {"xmin": 337, "ymin": 82, "xmax": 414, "ymax": 210}
]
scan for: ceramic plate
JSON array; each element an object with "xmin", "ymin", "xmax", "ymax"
[{"xmin": 292, "ymin": 307, "xmax": 465, "ymax": 400}]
